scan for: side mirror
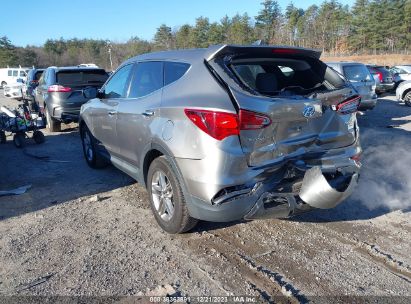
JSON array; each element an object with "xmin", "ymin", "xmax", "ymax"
[
  {"xmin": 97, "ymin": 89, "xmax": 104, "ymax": 99},
  {"xmin": 83, "ymin": 87, "xmax": 98, "ymax": 99}
]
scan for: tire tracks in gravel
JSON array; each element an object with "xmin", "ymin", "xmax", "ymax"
[
  {"xmin": 299, "ymin": 221, "xmax": 411, "ymax": 284},
  {"xmin": 181, "ymin": 228, "xmax": 308, "ymax": 304}
]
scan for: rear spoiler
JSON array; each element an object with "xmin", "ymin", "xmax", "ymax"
[{"xmin": 205, "ymin": 44, "xmax": 322, "ymax": 61}]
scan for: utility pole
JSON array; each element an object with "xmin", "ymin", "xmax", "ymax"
[{"xmin": 106, "ymin": 40, "xmax": 113, "ymax": 71}]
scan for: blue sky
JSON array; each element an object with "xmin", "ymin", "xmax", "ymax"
[{"xmin": 2, "ymin": 0, "xmax": 354, "ymax": 47}]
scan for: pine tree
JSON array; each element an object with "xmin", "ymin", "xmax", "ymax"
[{"xmin": 255, "ymin": 0, "xmax": 282, "ymax": 43}]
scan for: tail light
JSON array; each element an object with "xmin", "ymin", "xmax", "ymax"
[
  {"xmin": 333, "ymin": 95, "xmax": 361, "ymax": 115},
  {"xmin": 376, "ymin": 71, "xmax": 383, "ymax": 82},
  {"xmin": 47, "ymin": 85, "xmax": 71, "ymax": 92},
  {"xmin": 184, "ymin": 109, "xmax": 271, "ymax": 140},
  {"xmin": 350, "ymin": 153, "xmax": 361, "ymax": 162},
  {"xmin": 239, "ymin": 109, "xmax": 271, "ymax": 129},
  {"xmin": 350, "ymin": 153, "xmax": 362, "ymax": 165}
]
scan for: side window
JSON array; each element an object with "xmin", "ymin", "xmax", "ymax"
[
  {"xmin": 19, "ymin": 71, "xmax": 26, "ymax": 77},
  {"xmin": 164, "ymin": 62, "xmax": 190, "ymax": 86},
  {"xmin": 12, "ymin": 70, "xmax": 18, "ymax": 77},
  {"xmin": 128, "ymin": 61, "xmax": 163, "ymax": 98},
  {"xmin": 104, "ymin": 64, "xmax": 133, "ymax": 98},
  {"xmin": 7, "ymin": 70, "xmax": 12, "ymax": 76}
]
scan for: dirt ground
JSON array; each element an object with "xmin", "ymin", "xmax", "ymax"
[{"xmin": 0, "ymin": 91, "xmax": 410, "ymax": 303}]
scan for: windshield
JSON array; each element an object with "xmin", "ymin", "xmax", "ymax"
[{"xmin": 343, "ymin": 65, "xmax": 372, "ymax": 82}]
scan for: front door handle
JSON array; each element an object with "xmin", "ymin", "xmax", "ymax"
[
  {"xmin": 142, "ymin": 110, "xmax": 154, "ymax": 117},
  {"xmin": 108, "ymin": 111, "xmax": 117, "ymax": 116}
]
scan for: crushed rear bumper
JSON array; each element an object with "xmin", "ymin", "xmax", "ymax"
[
  {"xmin": 244, "ymin": 166, "xmax": 358, "ymax": 220},
  {"xmin": 186, "ymin": 165, "xmax": 359, "ymax": 222}
]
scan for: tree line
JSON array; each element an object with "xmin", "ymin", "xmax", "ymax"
[{"xmin": 1, "ymin": 0, "xmax": 410, "ymax": 70}]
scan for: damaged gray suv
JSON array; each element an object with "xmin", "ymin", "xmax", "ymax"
[{"xmin": 79, "ymin": 45, "xmax": 361, "ymax": 233}]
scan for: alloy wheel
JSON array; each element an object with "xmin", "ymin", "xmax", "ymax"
[
  {"xmin": 151, "ymin": 170, "xmax": 175, "ymax": 221},
  {"xmin": 83, "ymin": 131, "xmax": 94, "ymax": 161}
]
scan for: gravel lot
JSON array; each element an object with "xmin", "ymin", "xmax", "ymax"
[{"xmin": 0, "ymin": 91, "xmax": 410, "ymax": 302}]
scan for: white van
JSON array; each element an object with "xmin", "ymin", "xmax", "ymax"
[{"xmin": 0, "ymin": 67, "xmax": 30, "ymax": 88}]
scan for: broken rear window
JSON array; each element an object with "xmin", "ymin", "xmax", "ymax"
[
  {"xmin": 230, "ymin": 57, "xmax": 343, "ymax": 97},
  {"xmin": 56, "ymin": 70, "xmax": 108, "ymax": 86}
]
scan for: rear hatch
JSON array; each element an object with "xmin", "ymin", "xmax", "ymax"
[
  {"xmin": 341, "ymin": 64, "xmax": 375, "ymax": 101},
  {"xmin": 207, "ymin": 45, "xmax": 359, "ymax": 167},
  {"xmin": 52, "ymin": 68, "xmax": 108, "ymax": 111}
]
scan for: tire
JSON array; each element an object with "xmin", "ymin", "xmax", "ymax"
[
  {"xmin": 80, "ymin": 125, "xmax": 107, "ymax": 169},
  {"xmin": 13, "ymin": 133, "xmax": 26, "ymax": 148},
  {"xmin": 1, "ymin": 81, "xmax": 6, "ymax": 88},
  {"xmin": 45, "ymin": 106, "xmax": 61, "ymax": 132},
  {"xmin": 147, "ymin": 156, "xmax": 198, "ymax": 234},
  {"xmin": 404, "ymin": 91, "xmax": 411, "ymax": 107},
  {"xmin": 33, "ymin": 130, "xmax": 45, "ymax": 144},
  {"xmin": 0, "ymin": 131, "xmax": 6, "ymax": 144}
]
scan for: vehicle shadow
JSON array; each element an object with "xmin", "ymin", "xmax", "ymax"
[{"xmin": 0, "ymin": 130, "xmax": 134, "ymax": 221}]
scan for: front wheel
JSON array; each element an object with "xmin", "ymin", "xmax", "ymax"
[
  {"xmin": 404, "ymin": 92, "xmax": 411, "ymax": 107},
  {"xmin": 80, "ymin": 125, "xmax": 107, "ymax": 169},
  {"xmin": 1, "ymin": 81, "xmax": 6, "ymax": 88},
  {"xmin": 147, "ymin": 156, "xmax": 198, "ymax": 234}
]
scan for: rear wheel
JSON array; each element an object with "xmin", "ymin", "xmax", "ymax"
[
  {"xmin": 80, "ymin": 125, "xmax": 107, "ymax": 169},
  {"xmin": 1, "ymin": 81, "xmax": 6, "ymax": 88},
  {"xmin": 404, "ymin": 91, "xmax": 411, "ymax": 107},
  {"xmin": 45, "ymin": 106, "xmax": 61, "ymax": 132},
  {"xmin": 147, "ymin": 156, "xmax": 198, "ymax": 234},
  {"xmin": 33, "ymin": 130, "xmax": 45, "ymax": 144},
  {"xmin": 13, "ymin": 133, "xmax": 25, "ymax": 148}
]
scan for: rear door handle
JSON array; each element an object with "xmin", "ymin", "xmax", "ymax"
[
  {"xmin": 142, "ymin": 110, "xmax": 154, "ymax": 117},
  {"xmin": 108, "ymin": 111, "xmax": 117, "ymax": 116}
]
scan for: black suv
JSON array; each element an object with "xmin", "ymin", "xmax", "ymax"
[
  {"xmin": 35, "ymin": 66, "xmax": 108, "ymax": 132},
  {"xmin": 366, "ymin": 65, "xmax": 395, "ymax": 94}
]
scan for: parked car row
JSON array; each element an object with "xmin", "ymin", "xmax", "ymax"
[{"xmin": 326, "ymin": 62, "xmax": 377, "ymax": 110}]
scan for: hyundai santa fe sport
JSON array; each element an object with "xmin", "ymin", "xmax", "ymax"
[{"xmin": 79, "ymin": 45, "xmax": 362, "ymax": 234}]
